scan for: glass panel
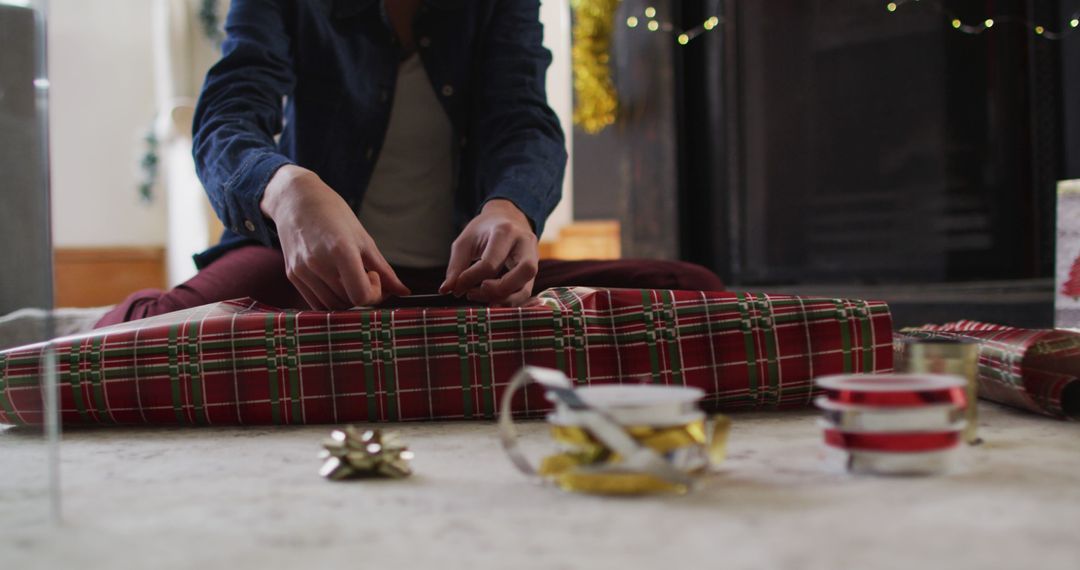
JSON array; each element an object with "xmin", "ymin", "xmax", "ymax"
[{"xmin": 0, "ymin": 0, "xmax": 61, "ymax": 527}]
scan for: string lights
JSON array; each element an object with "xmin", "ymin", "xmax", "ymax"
[
  {"xmin": 578, "ymin": 0, "xmax": 1078, "ymax": 134},
  {"xmin": 624, "ymin": 6, "xmax": 722, "ymax": 46},
  {"xmin": 623, "ymin": 1, "xmax": 1080, "ymax": 42},
  {"xmin": 886, "ymin": 0, "xmax": 1080, "ymax": 40}
]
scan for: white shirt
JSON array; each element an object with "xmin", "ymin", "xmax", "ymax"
[{"xmin": 357, "ymin": 53, "xmax": 455, "ymax": 268}]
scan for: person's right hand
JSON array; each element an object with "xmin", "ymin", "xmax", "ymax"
[{"xmin": 260, "ymin": 165, "xmax": 410, "ymax": 309}]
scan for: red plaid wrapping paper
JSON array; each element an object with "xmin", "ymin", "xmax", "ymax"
[
  {"xmin": 898, "ymin": 321, "xmax": 1080, "ymax": 419},
  {"xmin": 0, "ymin": 287, "xmax": 893, "ymax": 426}
]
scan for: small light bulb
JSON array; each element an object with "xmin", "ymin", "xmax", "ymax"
[
  {"xmin": 678, "ymin": 33, "xmax": 689, "ymax": 45},
  {"xmin": 886, "ymin": 2, "xmax": 897, "ymax": 12},
  {"xmin": 952, "ymin": 19, "xmax": 962, "ymax": 28},
  {"xmin": 984, "ymin": 18, "xmax": 994, "ymax": 28},
  {"xmin": 1072, "ymin": 18, "xmax": 1079, "ymax": 28},
  {"xmin": 647, "ymin": 20, "xmax": 659, "ymax": 32},
  {"xmin": 1035, "ymin": 25, "xmax": 1045, "ymax": 35},
  {"xmin": 645, "ymin": 6, "xmax": 657, "ymax": 18},
  {"xmin": 627, "ymin": 16, "xmax": 639, "ymax": 28},
  {"xmin": 703, "ymin": 18, "xmax": 716, "ymax": 31}
]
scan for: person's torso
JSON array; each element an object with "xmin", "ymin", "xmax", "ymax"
[
  {"xmin": 282, "ymin": 0, "xmax": 489, "ymax": 228},
  {"xmin": 199, "ymin": 0, "xmax": 558, "ymax": 270},
  {"xmin": 356, "ymin": 52, "xmax": 456, "ymax": 267}
]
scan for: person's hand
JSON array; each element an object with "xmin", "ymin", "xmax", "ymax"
[
  {"xmin": 261, "ymin": 165, "xmax": 410, "ymax": 309},
  {"xmin": 439, "ymin": 199, "xmax": 539, "ymax": 307}
]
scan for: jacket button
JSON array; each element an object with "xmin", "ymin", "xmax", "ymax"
[
  {"xmin": 419, "ymin": 37, "xmax": 431, "ymax": 48},
  {"xmin": 244, "ymin": 219, "xmax": 256, "ymax": 232},
  {"xmin": 366, "ymin": 147, "xmax": 375, "ymax": 160},
  {"xmin": 441, "ymin": 85, "xmax": 454, "ymax": 97}
]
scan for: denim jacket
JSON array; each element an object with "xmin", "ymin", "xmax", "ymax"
[{"xmin": 192, "ymin": 0, "xmax": 566, "ymax": 268}]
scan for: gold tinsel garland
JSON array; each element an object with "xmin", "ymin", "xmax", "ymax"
[{"xmin": 571, "ymin": 0, "xmax": 620, "ymax": 134}]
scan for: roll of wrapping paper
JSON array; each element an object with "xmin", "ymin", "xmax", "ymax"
[
  {"xmin": 897, "ymin": 338, "xmax": 980, "ymax": 444},
  {"xmin": 499, "ymin": 366, "xmax": 730, "ymax": 495}
]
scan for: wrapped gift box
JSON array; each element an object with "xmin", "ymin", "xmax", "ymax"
[
  {"xmin": 898, "ymin": 321, "xmax": 1080, "ymax": 419},
  {"xmin": 0, "ymin": 287, "xmax": 894, "ymax": 426}
]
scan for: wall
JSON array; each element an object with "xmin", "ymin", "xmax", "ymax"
[
  {"xmin": 538, "ymin": 0, "xmax": 573, "ymax": 242},
  {"xmin": 48, "ymin": 0, "xmax": 165, "ymax": 247}
]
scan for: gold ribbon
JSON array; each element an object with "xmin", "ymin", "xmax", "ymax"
[
  {"xmin": 499, "ymin": 367, "xmax": 732, "ymax": 496},
  {"xmin": 538, "ymin": 416, "xmax": 731, "ymax": 494}
]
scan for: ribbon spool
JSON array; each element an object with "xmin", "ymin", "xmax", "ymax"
[
  {"xmin": 814, "ymin": 373, "xmax": 968, "ymax": 475},
  {"xmin": 498, "ymin": 366, "xmax": 730, "ymax": 495},
  {"xmin": 814, "ymin": 397, "xmax": 964, "ymax": 432},
  {"xmin": 816, "ymin": 374, "xmax": 968, "ymax": 408}
]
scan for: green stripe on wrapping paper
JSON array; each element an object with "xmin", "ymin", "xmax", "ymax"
[
  {"xmin": 857, "ymin": 301, "xmax": 874, "ymax": 373},
  {"xmin": 457, "ymin": 309, "xmax": 473, "ymax": 419},
  {"xmin": 477, "ymin": 310, "xmax": 494, "ymax": 418},
  {"xmin": 380, "ymin": 310, "xmax": 399, "ymax": 422},
  {"xmin": 640, "ymin": 290, "xmax": 662, "ymax": 384},
  {"xmin": 67, "ymin": 340, "xmax": 90, "ymax": 422},
  {"xmin": 756, "ymin": 297, "xmax": 780, "ymax": 405},
  {"xmin": 964, "ymin": 342, "xmax": 1020, "ymax": 387},
  {"xmin": 833, "ymin": 300, "xmax": 854, "ymax": 373},
  {"xmin": 735, "ymin": 293, "xmax": 760, "ymax": 400},
  {"xmin": 89, "ymin": 336, "xmax": 109, "ymax": 421},
  {"xmin": 186, "ymin": 322, "xmax": 207, "ymax": 425},
  {"xmin": 551, "ymin": 304, "xmax": 567, "ymax": 375},
  {"xmin": 262, "ymin": 314, "xmax": 282, "ymax": 425},
  {"xmin": 660, "ymin": 290, "xmax": 685, "ymax": 386},
  {"xmin": 361, "ymin": 312, "xmax": 378, "ymax": 421},
  {"xmin": 571, "ymin": 299, "xmax": 587, "ymax": 385},
  {"xmin": 0, "ymin": 352, "xmax": 21, "ymax": 425},
  {"xmin": 284, "ymin": 312, "xmax": 302, "ymax": 423},
  {"xmin": 167, "ymin": 326, "xmax": 186, "ymax": 424}
]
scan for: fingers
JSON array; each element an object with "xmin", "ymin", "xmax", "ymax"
[
  {"xmin": 366, "ymin": 270, "xmax": 383, "ymax": 301},
  {"xmin": 288, "ymin": 273, "xmax": 323, "ymax": 311},
  {"xmin": 362, "ymin": 248, "xmax": 411, "ymax": 297},
  {"xmin": 289, "ymin": 264, "xmax": 349, "ymax": 310},
  {"xmin": 452, "ymin": 232, "xmax": 516, "ymax": 296},
  {"xmin": 478, "ymin": 253, "xmax": 538, "ymax": 300},
  {"xmin": 467, "ymin": 280, "xmax": 534, "ymax": 307},
  {"xmin": 440, "ymin": 235, "xmax": 475, "ymax": 295},
  {"xmin": 465, "ymin": 236, "xmax": 538, "ymax": 305},
  {"xmin": 336, "ymin": 249, "xmax": 379, "ymax": 307}
]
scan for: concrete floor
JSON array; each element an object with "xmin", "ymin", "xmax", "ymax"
[{"xmin": 2, "ymin": 403, "xmax": 1078, "ymax": 570}]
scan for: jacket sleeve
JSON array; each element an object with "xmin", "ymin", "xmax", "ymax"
[
  {"xmin": 473, "ymin": 0, "xmax": 567, "ymax": 237},
  {"xmin": 192, "ymin": 0, "xmax": 296, "ymax": 246}
]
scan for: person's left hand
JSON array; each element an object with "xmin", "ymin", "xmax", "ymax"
[{"xmin": 439, "ymin": 199, "xmax": 539, "ymax": 307}]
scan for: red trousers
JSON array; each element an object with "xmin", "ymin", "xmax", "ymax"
[{"xmin": 96, "ymin": 245, "xmax": 724, "ymax": 327}]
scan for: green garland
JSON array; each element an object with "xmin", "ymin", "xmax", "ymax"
[
  {"xmin": 137, "ymin": 129, "xmax": 159, "ymax": 203},
  {"xmin": 199, "ymin": 0, "xmax": 224, "ymax": 45}
]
